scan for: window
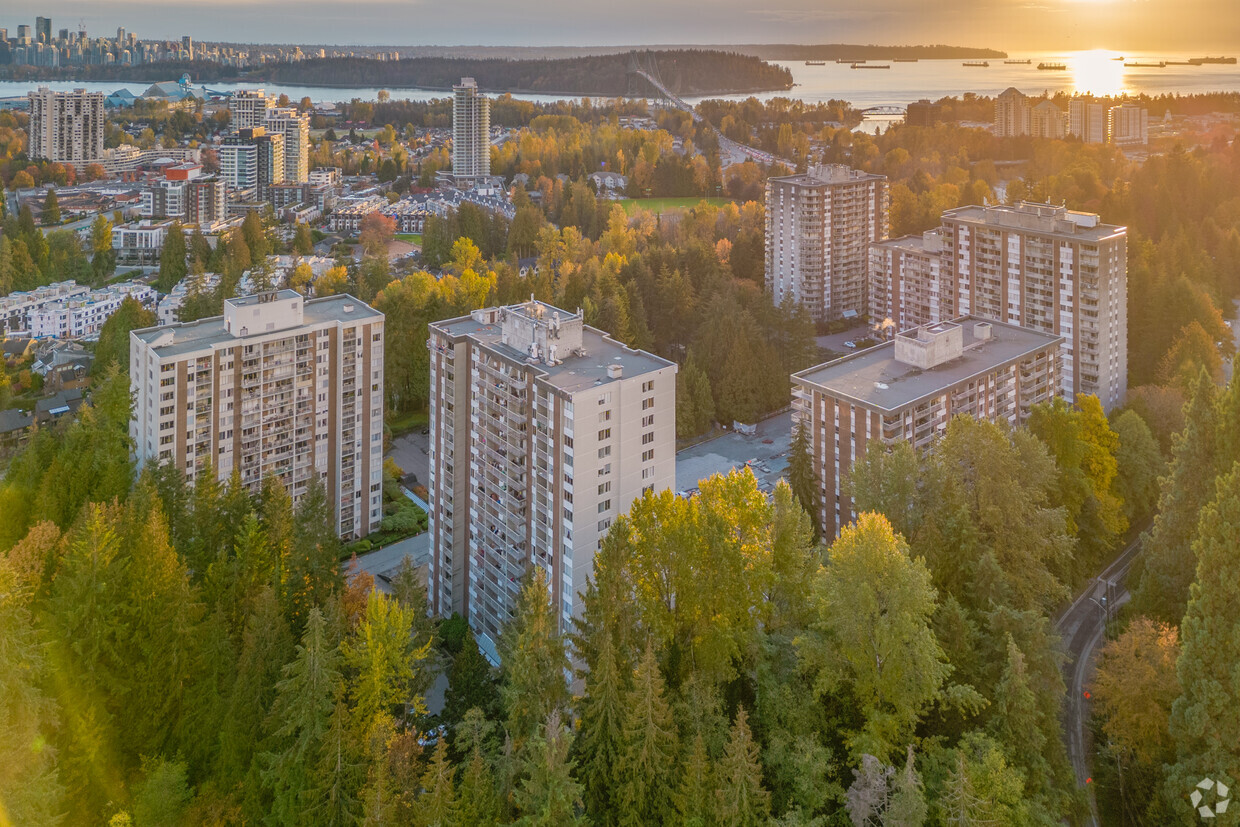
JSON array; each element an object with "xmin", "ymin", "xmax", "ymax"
[
  {"xmin": 642, "ymin": 414, "xmax": 654, "ymax": 428},
  {"xmin": 598, "ymin": 445, "xmax": 611, "ymax": 459},
  {"xmin": 598, "ymin": 518, "xmax": 612, "ymax": 533},
  {"xmin": 598, "ymin": 481, "xmax": 611, "ymax": 495},
  {"xmin": 564, "ymin": 491, "xmax": 573, "ymax": 504},
  {"xmin": 642, "ymin": 448, "xmax": 655, "ymax": 462},
  {"xmin": 642, "ymin": 432, "xmax": 655, "ymax": 445},
  {"xmin": 642, "ymin": 397, "xmax": 655, "ymax": 410},
  {"xmin": 642, "ymin": 380, "xmax": 654, "ymax": 393},
  {"xmin": 598, "ymin": 393, "xmax": 611, "ymax": 406},
  {"xmin": 564, "ymin": 436, "xmax": 573, "ymax": 449},
  {"xmin": 598, "ymin": 463, "xmax": 611, "ymax": 477},
  {"xmin": 598, "ymin": 499, "xmax": 612, "ymax": 514},
  {"xmin": 642, "ymin": 466, "xmax": 655, "ymax": 480},
  {"xmin": 599, "ymin": 410, "xmax": 611, "ymax": 422},
  {"xmin": 598, "ymin": 428, "xmax": 611, "ymax": 441}
]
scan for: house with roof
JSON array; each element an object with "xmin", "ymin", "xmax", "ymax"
[
  {"xmin": 2, "ymin": 337, "xmax": 36, "ymax": 365},
  {"xmin": 0, "ymin": 409, "xmax": 34, "ymax": 453}
]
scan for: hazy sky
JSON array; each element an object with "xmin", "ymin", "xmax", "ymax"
[{"xmin": 13, "ymin": 0, "xmax": 1240, "ymax": 52}]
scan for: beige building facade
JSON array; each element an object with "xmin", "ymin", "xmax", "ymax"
[{"xmin": 428, "ymin": 301, "xmax": 676, "ymax": 662}]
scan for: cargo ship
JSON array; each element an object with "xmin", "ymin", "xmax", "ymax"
[
  {"xmin": 1004, "ymin": 59, "xmax": 1032, "ymax": 64},
  {"xmin": 893, "ymin": 58, "xmax": 918, "ymax": 63},
  {"xmin": 1189, "ymin": 56, "xmax": 1237, "ymax": 65},
  {"xmin": 852, "ymin": 63, "xmax": 890, "ymax": 69},
  {"xmin": 1037, "ymin": 62, "xmax": 1067, "ymax": 70},
  {"xmin": 963, "ymin": 61, "xmax": 990, "ymax": 67},
  {"xmin": 804, "ymin": 60, "xmax": 826, "ymax": 66},
  {"xmin": 1125, "ymin": 61, "xmax": 1166, "ymax": 67}
]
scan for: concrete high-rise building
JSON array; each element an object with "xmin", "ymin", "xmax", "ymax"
[
  {"xmin": 765, "ymin": 164, "xmax": 889, "ymax": 323},
  {"xmin": 35, "ymin": 17, "xmax": 51, "ymax": 44},
  {"xmin": 1031, "ymin": 100, "xmax": 1066, "ymax": 139},
  {"xmin": 868, "ymin": 229, "xmax": 953, "ymax": 332},
  {"xmin": 129, "ymin": 290, "xmax": 385, "ymax": 539},
  {"xmin": 994, "ymin": 87, "xmax": 1031, "ymax": 137},
  {"xmin": 186, "ymin": 177, "xmax": 226, "ymax": 226},
  {"xmin": 265, "ymin": 107, "xmax": 311, "ymax": 183},
  {"xmin": 181, "ymin": 35, "xmax": 193, "ymax": 60},
  {"xmin": 229, "ymin": 89, "xmax": 273, "ymax": 131},
  {"xmin": 1108, "ymin": 105, "xmax": 1149, "ymax": 146},
  {"xmin": 905, "ymin": 99, "xmax": 942, "ymax": 127},
  {"xmin": 793, "ymin": 318, "xmax": 1062, "ymax": 537},
  {"xmin": 27, "ymin": 87, "xmax": 105, "ymax": 165},
  {"xmin": 1069, "ymin": 98, "xmax": 1109, "ymax": 144},
  {"xmin": 427, "ymin": 301, "xmax": 676, "ymax": 661},
  {"xmin": 451, "ymin": 78, "xmax": 491, "ymax": 184},
  {"xmin": 220, "ymin": 128, "xmax": 283, "ymax": 195},
  {"xmin": 939, "ymin": 202, "xmax": 1128, "ymax": 410}
]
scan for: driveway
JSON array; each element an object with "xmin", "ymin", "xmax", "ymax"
[{"xmin": 389, "ymin": 430, "xmax": 430, "ymax": 488}]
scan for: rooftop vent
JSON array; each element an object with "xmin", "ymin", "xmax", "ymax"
[
  {"xmin": 974, "ymin": 322, "xmax": 992, "ymax": 341},
  {"xmin": 606, "ymin": 364, "xmax": 623, "ymax": 379},
  {"xmin": 343, "ymin": 303, "xmax": 354, "ymax": 313}
]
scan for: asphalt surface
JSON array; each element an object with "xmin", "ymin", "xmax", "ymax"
[{"xmin": 1055, "ymin": 530, "xmax": 1147, "ymax": 827}]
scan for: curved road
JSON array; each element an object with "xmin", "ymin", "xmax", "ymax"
[{"xmin": 1055, "ymin": 529, "xmax": 1147, "ymax": 826}]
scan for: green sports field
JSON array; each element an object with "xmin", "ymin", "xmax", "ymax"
[
  {"xmin": 394, "ymin": 233, "xmax": 423, "ymax": 245},
  {"xmin": 615, "ymin": 197, "xmax": 732, "ymax": 214}
]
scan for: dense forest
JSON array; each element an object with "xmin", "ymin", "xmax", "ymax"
[{"xmin": 258, "ymin": 51, "xmax": 793, "ymax": 96}]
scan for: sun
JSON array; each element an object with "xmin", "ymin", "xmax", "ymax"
[{"xmin": 1071, "ymin": 49, "xmax": 1127, "ymax": 98}]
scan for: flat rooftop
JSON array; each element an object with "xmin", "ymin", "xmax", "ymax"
[
  {"xmin": 942, "ymin": 202, "xmax": 1125, "ymax": 242},
  {"xmin": 794, "ymin": 317, "xmax": 1062, "ymax": 412},
  {"xmin": 433, "ymin": 313, "xmax": 673, "ymax": 394},
  {"xmin": 132, "ymin": 293, "xmax": 380, "ymax": 358},
  {"xmin": 769, "ymin": 164, "xmax": 885, "ymax": 187},
  {"xmin": 873, "ymin": 231, "xmax": 942, "ymax": 256}
]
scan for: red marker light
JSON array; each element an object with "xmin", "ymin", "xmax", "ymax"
[
  {"xmin": 1084, "ymin": 691, "xmax": 1091, "ymax": 699},
  {"xmin": 1086, "ymin": 777, "xmax": 1092, "ymax": 784}
]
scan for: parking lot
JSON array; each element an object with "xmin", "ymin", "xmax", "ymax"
[{"xmin": 675, "ymin": 410, "xmax": 794, "ymax": 496}]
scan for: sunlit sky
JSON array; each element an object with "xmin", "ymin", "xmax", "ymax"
[{"xmin": 11, "ymin": 0, "xmax": 1239, "ymax": 50}]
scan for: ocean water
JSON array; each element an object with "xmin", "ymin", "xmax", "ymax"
[{"xmin": 1, "ymin": 50, "xmax": 1235, "ymax": 111}]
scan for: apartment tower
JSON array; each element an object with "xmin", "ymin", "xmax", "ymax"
[
  {"xmin": 451, "ymin": 78, "xmax": 491, "ymax": 184},
  {"xmin": 994, "ymin": 87, "xmax": 1031, "ymax": 137},
  {"xmin": 939, "ymin": 202, "xmax": 1128, "ymax": 410},
  {"xmin": 428, "ymin": 301, "xmax": 676, "ymax": 662},
  {"xmin": 793, "ymin": 318, "xmax": 1062, "ymax": 537},
  {"xmin": 27, "ymin": 87, "xmax": 105, "ymax": 164},
  {"xmin": 265, "ymin": 107, "xmax": 311, "ymax": 183},
  {"xmin": 868, "ymin": 229, "xmax": 953, "ymax": 333},
  {"xmin": 130, "ymin": 290, "xmax": 384, "ymax": 539},
  {"xmin": 229, "ymin": 89, "xmax": 273, "ymax": 131},
  {"xmin": 765, "ymin": 164, "xmax": 889, "ymax": 323}
]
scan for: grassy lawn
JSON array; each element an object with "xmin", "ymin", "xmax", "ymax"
[
  {"xmin": 386, "ymin": 408, "xmax": 428, "ymax": 437},
  {"xmin": 616, "ymin": 197, "xmax": 732, "ymax": 214},
  {"xmin": 395, "ymin": 233, "xmax": 423, "ymax": 246}
]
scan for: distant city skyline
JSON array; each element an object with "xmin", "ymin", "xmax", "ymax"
[{"xmin": 8, "ymin": 0, "xmax": 1238, "ymax": 53}]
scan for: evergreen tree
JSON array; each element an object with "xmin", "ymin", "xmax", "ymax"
[
  {"xmin": 42, "ymin": 187, "xmax": 60, "ymax": 225},
  {"xmin": 1112, "ymin": 409, "xmax": 1166, "ymax": 523},
  {"xmin": 261, "ymin": 607, "xmax": 341, "ymax": 826},
  {"xmin": 988, "ymin": 635, "xmax": 1047, "ymax": 790},
  {"xmin": 442, "ymin": 627, "xmax": 501, "ymax": 732},
  {"xmin": 131, "ymin": 757, "xmax": 192, "ymax": 827},
  {"xmin": 454, "ymin": 708, "xmax": 501, "ymax": 825},
  {"xmin": 499, "ymin": 567, "xmax": 570, "ymax": 746},
  {"xmin": 1134, "ymin": 370, "xmax": 1220, "ymax": 623},
  {"xmin": 1167, "ymin": 464, "xmax": 1240, "ymax": 814},
  {"xmin": 675, "ymin": 733, "xmax": 715, "ymax": 827},
  {"xmin": 787, "ymin": 421, "xmax": 822, "ymax": 540},
  {"xmin": 418, "ymin": 738, "xmax": 456, "ymax": 827},
  {"xmin": 158, "ymin": 221, "xmax": 188, "ymax": 293},
  {"xmin": 513, "ymin": 710, "xmax": 586, "ymax": 827},
  {"xmin": 95, "ymin": 296, "xmax": 156, "ymax": 372},
  {"xmin": 616, "ymin": 644, "xmax": 679, "ymax": 826},
  {"xmin": 715, "ymin": 707, "xmax": 770, "ymax": 827},
  {"xmin": 293, "ymin": 223, "xmax": 315, "ymax": 256},
  {"xmin": 286, "ymin": 475, "xmax": 343, "ymax": 631},
  {"xmin": 0, "ymin": 558, "xmax": 67, "ymax": 825},
  {"xmin": 574, "ymin": 634, "xmax": 627, "ymax": 826}
]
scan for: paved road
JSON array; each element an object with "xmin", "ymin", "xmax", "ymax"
[{"xmin": 1055, "ymin": 530, "xmax": 1147, "ymax": 827}]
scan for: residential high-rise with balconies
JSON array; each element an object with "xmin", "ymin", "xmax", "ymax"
[
  {"xmin": 451, "ymin": 78, "xmax": 491, "ymax": 184},
  {"xmin": 793, "ymin": 317, "xmax": 1062, "ymax": 537},
  {"xmin": 229, "ymin": 88, "xmax": 273, "ymax": 131},
  {"xmin": 868, "ymin": 229, "xmax": 953, "ymax": 333},
  {"xmin": 129, "ymin": 290, "xmax": 385, "ymax": 539},
  {"xmin": 27, "ymin": 87, "xmax": 105, "ymax": 164},
  {"xmin": 265, "ymin": 107, "xmax": 311, "ymax": 183},
  {"xmin": 428, "ymin": 301, "xmax": 676, "ymax": 662},
  {"xmin": 938, "ymin": 202, "xmax": 1128, "ymax": 410},
  {"xmin": 994, "ymin": 87, "xmax": 1031, "ymax": 137},
  {"xmin": 765, "ymin": 164, "xmax": 889, "ymax": 323}
]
